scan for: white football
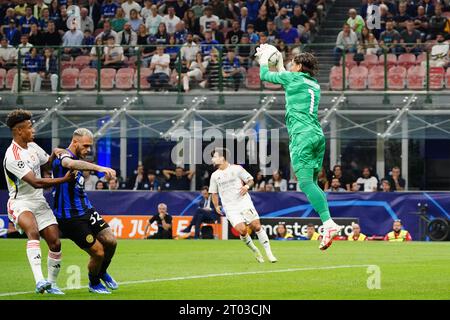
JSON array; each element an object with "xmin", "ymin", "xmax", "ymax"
[{"xmin": 268, "ymin": 51, "xmax": 279, "ymax": 67}]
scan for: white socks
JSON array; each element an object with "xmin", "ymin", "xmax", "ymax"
[
  {"xmin": 256, "ymin": 229, "xmax": 274, "ymax": 257},
  {"xmin": 323, "ymin": 219, "xmax": 337, "ymax": 228},
  {"xmin": 26, "ymin": 240, "xmax": 44, "ymax": 283},
  {"xmin": 47, "ymin": 250, "xmax": 62, "ymax": 285},
  {"xmin": 240, "ymin": 234, "xmax": 259, "ymax": 253}
]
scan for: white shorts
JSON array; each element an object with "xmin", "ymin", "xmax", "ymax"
[
  {"xmin": 7, "ymin": 198, "xmax": 57, "ymax": 234},
  {"xmin": 225, "ymin": 208, "xmax": 260, "ymax": 228}
]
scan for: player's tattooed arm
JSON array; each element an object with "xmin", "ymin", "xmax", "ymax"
[
  {"xmin": 22, "ymin": 170, "xmax": 74, "ymax": 189},
  {"xmin": 61, "ymin": 157, "xmax": 116, "ymax": 179}
]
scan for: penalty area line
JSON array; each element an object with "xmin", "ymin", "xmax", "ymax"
[{"xmin": 0, "ymin": 264, "xmax": 374, "ymax": 297}]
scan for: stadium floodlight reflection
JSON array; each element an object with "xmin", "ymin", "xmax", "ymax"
[
  {"xmin": 381, "ymin": 94, "xmax": 416, "ymax": 139},
  {"xmin": 236, "ymin": 95, "xmax": 276, "ymax": 138},
  {"xmin": 33, "ymin": 96, "xmax": 70, "ymax": 132},
  {"xmin": 321, "ymin": 93, "xmax": 345, "ymax": 127}
]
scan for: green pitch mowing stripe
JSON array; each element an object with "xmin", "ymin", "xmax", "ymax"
[{"xmin": 0, "ymin": 239, "xmax": 450, "ymax": 300}]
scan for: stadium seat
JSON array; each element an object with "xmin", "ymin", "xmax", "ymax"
[
  {"xmin": 416, "ymin": 52, "xmax": 427, "ymax": 65},
  {"xmin": 360, "ymin": 54, "xmax": 378, "ymax": 70},
  {"xmin": 348, "ymin": 65, "xmax": 368, "ymax": 90},
  {"xmin": 378, "ymin": 53, "xmax": 397, "ymax": 69},
  {"xmin": 245, "ymin": 66, "xmax": 261, "ymax": 90},
  {"xmin": 264, "ymin": 81, "xmax": 282, "ymax": 90},
  {"xmin": 367, "ymin": 65, "xmax": 385, "ymax": 90},
  {"xmin": 78, "ymin": 68, "xmax": 97, "ymax": 90},
  {"xmin": 340, "ymin": 53, "xmax": 357, "ymax": 68},
  {"xmin": 445, "ymin": 68, "xmax": 450, "ymax": 89},
  {"xmin": 61, "ymin": 68, "xmax": 79, "ymax": 89},
  {"xmin": 115, "ymin": 68, "xmax": 135, "ymax": 90},
  {"xmin": 429, "ymin": 67, "xmax": 445, "ymax": 90},
  {"xmin": 388, "ymin": 66, "xmax": 406, "ymax": 90},
  {"xmin": 60, "ymin": 57, "xmax": 73, "ymax": 71},
  {"xmin": 0, "ymin": 68, "xmax": 6, "ymax": 89},
  {"xmin": 407, "ymin": 65, "xmax": 425, "ymax": 89},
  {"xmin": 134, "ymin": 67, "xmax": 152, "ymax": 89},
  {"xmin": 72, "ymin": 55, "xmax": 91, "ymax": 70},
  {"xmin": 398, "ymin": 53, "xmax": 416, "ymax": 69},
  {"xmin": 100, "ymin": 68, "xmax": 116, "ymax": 89},
  {"xmin": 329, "ymin": 66, "xmax": 349, "ymax": 90},
  {"xmin": 5, "ymin": 68, "xmax": 17, "ymax": 89}
]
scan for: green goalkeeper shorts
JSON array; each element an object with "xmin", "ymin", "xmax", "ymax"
[{"xmin": 289, "ymin": 132, "xmax": 326, "ymax": 173}]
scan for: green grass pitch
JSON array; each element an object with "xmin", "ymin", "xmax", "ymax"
[{"xmin": 1, "ymin": 239, "xmax": 450, "ymax": 300}]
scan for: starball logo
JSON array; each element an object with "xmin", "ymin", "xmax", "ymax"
[{"xmin": 367, "ymin": 4, "xmax": 381, "ymax": 30}]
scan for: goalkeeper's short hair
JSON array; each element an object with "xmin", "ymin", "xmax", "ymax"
[{"xmin": 293, "ymin": 52, "xmax": 319, "ymax": 77}]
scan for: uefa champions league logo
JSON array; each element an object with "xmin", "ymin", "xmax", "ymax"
[{"xmin": 367, "ymin": 5, "xmax": 381, "ymax": 30}]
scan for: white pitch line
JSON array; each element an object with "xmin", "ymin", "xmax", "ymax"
[{"xmin": 0, "ymin": 264, "xmax": 373, "ymax": 298}]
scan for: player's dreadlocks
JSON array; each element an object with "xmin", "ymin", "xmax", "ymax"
[
  {"xmin": 5, "ymin": 109, "xmax": 32, "ymax": 130},
  {"xmin": 293, "ymin": 52, "xmax": 319, "ymax": 77}
]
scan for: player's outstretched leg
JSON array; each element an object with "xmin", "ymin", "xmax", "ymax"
[
  {"xmin": 235, "ymin": 223, "xmax": 265, "ymax": 263},
  {"xmin": 297, "ymin": 168, "xmax": 342, "ymax": 250},
  {"xmin": 17, "ymin": 211, "xmax": 51, "ymax": 293},
  {"xmin": 40, "ymin": 224, "xmax": 64, "ymax": 295},
  {"xmin": 85, "ymin": 240, "xmax": 111, "ymax": 294},
  {"xmin": 96, "ymin": 228, "xmax": 118, "ymax": 290},
  {"xmin": 250, "ymin": 220, "xmax": 277, "ymax": 263}
]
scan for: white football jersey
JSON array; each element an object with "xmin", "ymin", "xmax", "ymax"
[
  {"xmin": 3, "ymin": 141, "xmax": 49, "ymax": 201},
  {"xmin": 209, "ymin": 164, "xmax": 255, "ymax": 214}
]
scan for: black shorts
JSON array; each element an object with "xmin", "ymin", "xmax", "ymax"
[{"xmin": 57, "ymin": 209, "xmax": 109, "ymax": 249}]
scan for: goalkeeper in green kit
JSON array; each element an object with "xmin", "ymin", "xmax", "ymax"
[{"xmin": 255, "ymin": 44, "xmax": 343, "ymax": 250}]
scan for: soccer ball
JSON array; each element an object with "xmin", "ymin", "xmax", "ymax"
[{"xmin": 268, "ymin": 51, "xmax": 279, "ymax": 67}]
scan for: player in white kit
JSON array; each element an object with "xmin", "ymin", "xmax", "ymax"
[
  {"xmin": 209, "ymin": 149, "xmax": 277, "ymax": 263},
  {"xmin": 3, "ymin": 110, "xmax": 73, "ymax": 294}
]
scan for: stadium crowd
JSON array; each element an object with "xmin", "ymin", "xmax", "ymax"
[{"xmin": 0, "ymin": 0, "xmax": 325, "ymax": 92}]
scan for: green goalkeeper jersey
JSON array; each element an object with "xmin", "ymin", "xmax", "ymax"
[{"xmin": 260, "ymin": 65, "xmax": 323, "ymax": 138}]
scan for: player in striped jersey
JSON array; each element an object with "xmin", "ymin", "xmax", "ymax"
[
  {"xmin": 52, "ymin": 128, "xmax": 118, "ymax": 294},
  {"xmin": 3, "ymin": 109, "xmax": 73, "ymax": 294}
]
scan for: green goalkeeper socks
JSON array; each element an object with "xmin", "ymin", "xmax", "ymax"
[{"xmin": 297, "ymin": 168, "xmax": 331, "ymax": 223}]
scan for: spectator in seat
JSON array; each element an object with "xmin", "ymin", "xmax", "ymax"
[
  {"xmin": 38, "ymin": 48, "xmax": 58, "ymax": 92},
  {"xmin": 137, "ymin": 23, "xmax": 154, "ymax": 68},
  {"xmin": 246, "ymin": 24, "xmax": 259, "ymax": 44},
  {"xmin": 101, "ymin": 0, "xmax": 119, "ymax": 22},
  {"xmin": 253, "ymin": 170, "xmax": 266, "ymax": 191},
  {"xmin": 108, "ymin": 177, "xmax": 119, "ymax": 191},
  {"xmin": 334, "ymin": 23, "xmax": 357, "ymax": 66},
  {"xmin": 394, "ymin": 1, "xmax": 411, "ymax": 32},
  {"xmin": 179, "ymin": 186, "xmax": 219, "ymax": 239},
  {"xmin": 380, "ymin": 179, "xmax": 392, "ymax": 192},
  {"xmin": 151, "ymin": 22, "xmax": 169, "ymax": 46},
  {"xmin": 210, "ymin": 21, "xmax": 225, "ymax": 44},
  {"xmin": 148, "ymin": 45, "xmax": 171, "ymax": 91},
  {"xmin": 83, "ymin": 171, "xmax": 99, "ymax": 191},
  {"xmin": 191, "ymin": 0, "xmax": 205, "ymax": 19},
  {"xmin": 347, "ymin": 223, "xmax": 367, "ymax": 241},
  {"xmin": 49, "ymin": 0, "xmax": 61, "ymax": 22},
  {"xmin": 274, "ymin": 7, "xmax": 289, "ymax": 31},
  {"xmin": 236, "ymin": 34, "xmax": 252, "ymax": 68},
  {"xmin": 163, "ymin": 6, "xmax": 181, "ymax": 34},
  {"xmin": 326, "ymin": 177, "xmax": 347, "ymax": 192},
  {"xmin": 422, "ymin": 0, "xmax": 435, "ymax": 17},
  {"xmin": 81, "ymin": 29, "xmax": 95, "ymax": 54},
  {"xmin": 145, "ymin": 4, "xmax": 163, "ymax": 35},
  {"xmin": 3, "ymin": 18, "xmax": 21, "ymax": 46},
  {"xmin": 62, "ymin": 19, "xmax": 84, "ymax": 57},
  {"xmin": 414, "ymin": 5, "xmax": 430, "ymax": 40},
  {"xmin": 384, "ymin": 219, "xmax": 412, "ymax": 241},
  {"xmin": 358, "ymin": 27, "xmax": 379, "ymax": 55},
  {"xmin": 317, "ymin": 167, "xmax": 329, "ymax": 191},
  {"xmin": 266, "ymin": 20, "xmax": 278, "ymax": 45},
  {"xmin": 222, "ymin": 49, "xmax": 243, "ymax": 91},
  {"xmin": 246, "ymin": 0, "xmax": 261, "ymax": 23},
  {"xmin": 356, "ymin": 166, "xmax": 378, "ymax": 192},
  {"xmin": 200, "ymin": 48, "xmax": 220, "ymax": 89},
  {"xmin": 43, "ymin": 20, "xmax": 62, "ymax": 48},
  {"xmin": 145, "ymin": 203, "xmax": 173, "ymax": 239},
  {"xmin": 118, "ymin": 22, "xmax": 138, "ymax": 57},
  {"xmin": 239, "ymin": 7, "xmax": 250, "ymax": 32},
  {"xmin": 378, "ymin": 20, "xmax": 401, "ymax": 55},
  {"xmin": 1, "ymin": 8, "xmax": 17, "ymax": 32},
  {"xmin": 181, "ymin": 51, "xmax": 207, "ymax": 92},
  {"xmin": 265, "ymin": 0, "xmax": 280, "ymax": 20},
  {"xmin": 329, "ymin": 164, "xmax": 351, "ymax": 191},
  {"xmin": 174, "ymin": 0, "xmax": 190, "ymax": 19},
  {"xmin": 278, "ymin": 18, "xmax": 300, "ymax": 45},
  {"xmin": 183, "ymin": 8, "xmax": 200, "ymax": 35},
  {"xmin": 89, "ymin": 37, "xmax": 104, "ymax": 67},
  {"xmin": 224, "ymin": 0, "xmax": 240, "ymax": 26},
  {"xmin": 80, "ymin": 7, "xmax": 94, "ymax": 33},
  {"xmin": 95, "ymin": 180, "xmax": 106, "ymax": 190},
  {"xmin": 12, "ymin": 46, "xmax": 41, "ymax": 93},
  {"xmin": 103, "ymin": 35, "xmax": 124, "ymax": 69},
  {"xmin": 121, "ymin": 0, "xmax": 141, "ymax": 20},
  {"xmin": 199, "ymin": 5, "xmax": 219, "ymax": 33},
  {"xmin": 85, "ymin": 0, "xmax": 102, "ymax": 30},
  {"xmin": 426, "ymin": 33, "xmax": 449, "ymax": 68},
  {"xmin": 254, "ymin": 5, "xmax": 269, "ymax": 33},
  {"xmin": 268, "ymin": 170, "xmax": 287, "ymax": 192},
  {"xmin": 142, "ymin": 170, "xmax": 161, "ymax": 191},
  {"xmin": 225, "ymin": 20, "xmax": 244, "ymax": 47},
  {"xmin": 180, "ymin": 33, "xmax": 199, "ymax": 63},
  {"xmin": 383, "ymin": 166, "xmax": 406, "ymax": 191},
  {"xmin": 128, "ymin": 8, "xmax": 143, "ymax": 33},
  {"xmin": 28, "ymin": 23, "xmax": 44, "ymax": 47},
  {"xmin": 111, "ymin": 7, "xmax": 127, "ymax": 32},
  {"xmin": 291, "ymin": 5, "xmax": 309, "ymax": 29},
  {"xmin": 306, "ymin": 223, "xmax": 322, "ymax": 240},
  {"xmin": 347, "ymin": 8, "xmax": 365, "ymax": 35},
  {"xmin": 56, "ymin": 7, "xmax": 70, "ymax": 35},
  {"xmin": 350, "ymin": 181, "xmax": 361, "ymax": 192},
  {"xmin": 428, "ymin": 4, "xmax": 448, "ymax": 40},
  {"xmin": 275, "ymin": 223, "xmax": 294, "ymax": 240},
  {"xmin": 140, "ymin": 0, "xmax": 153, "ymax": 21},
  {"xmin": 166, "ymin": 34, "xmax": 180, "ymax": 65},
  {"xmin": 95, "ymin": 19, "xmax": 119, "ymax": 44},
  {"xmin": 163, "ymin": 167, "xmax": 194, "ymax": 191},
  {"xmin": 264, "ymin": 183, "xmax": 275, "ymax": 192},
  {"xmin": 38, "ymin": 8, "xmax": 51, "ymax": 32},
  {"xmin": 400, "ymin": 19, "xmax": 422, "ymax": 55},
  {"xmin": 130, "ymin": 164, "xmax": 145, "ymax": 190},
  {"xmin": 18, "ymin": 7, "xmax": 38, "ymax": 35},
  {"xmin": 0, "ymin": 37, "xmax": 18, "ymax": 70},
  {"xmin": 174, "ymin": 21, "xmax": 188, "ymax": 44},
  {"xmin": 200, "ymin": 30, "xmax": 219, "ymax": 56}
]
